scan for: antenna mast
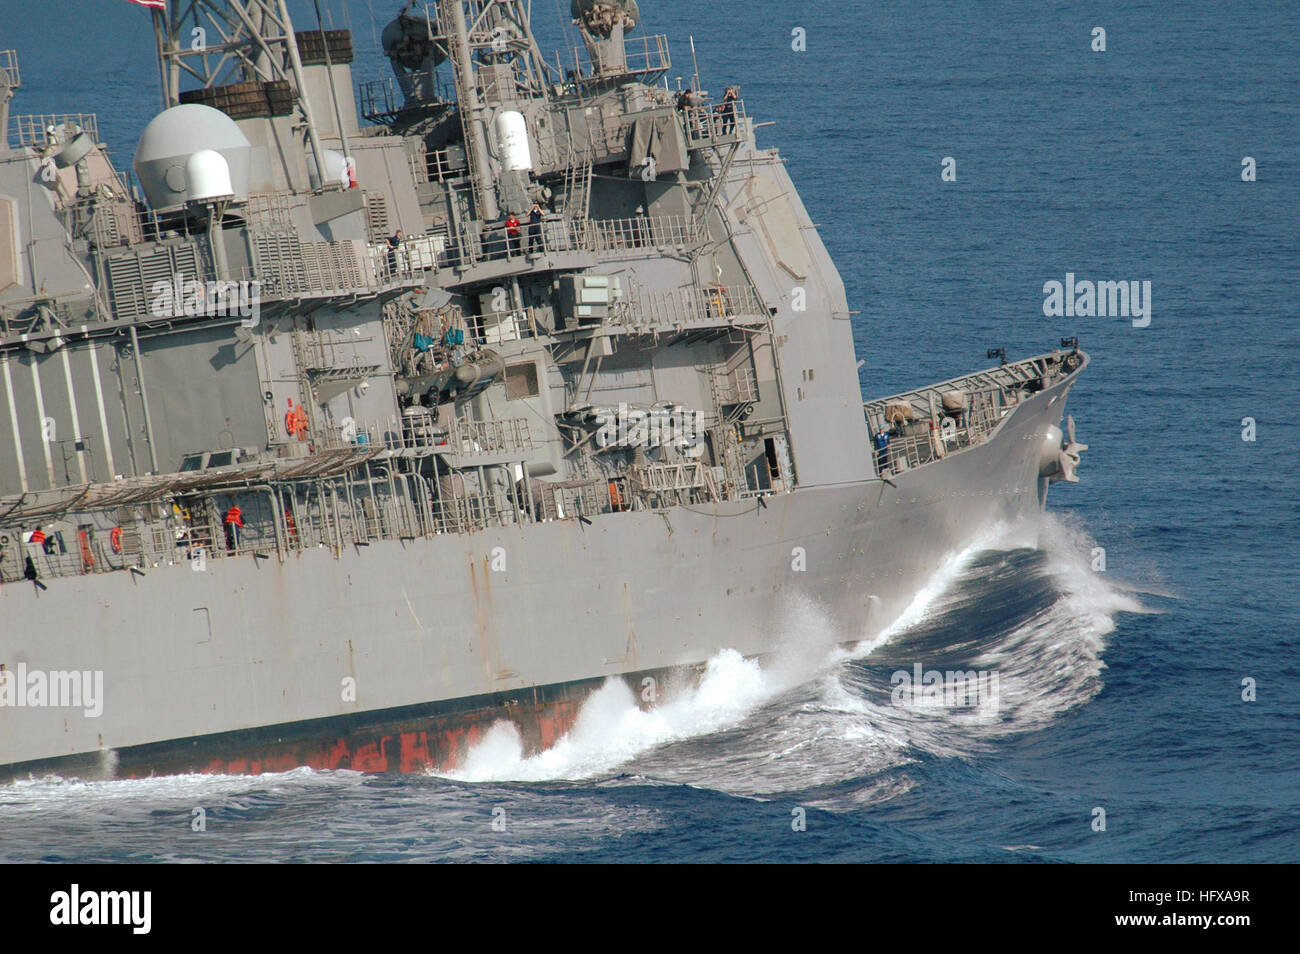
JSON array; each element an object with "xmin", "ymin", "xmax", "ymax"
[{"xmin": 153, "ymin": 0, "xmax": 330, "ymax": 189}]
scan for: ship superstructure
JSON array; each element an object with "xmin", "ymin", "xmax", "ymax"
[{"xmin": 0, "ymin": 1, "xmax": 1087, "ymax": 778}]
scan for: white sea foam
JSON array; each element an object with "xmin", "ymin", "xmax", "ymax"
[
  {"xmin": 862, "ymin": 517, "xmax": 1033, "ymax": 649},
  {"xmin": 442, "ymin": 523, "xmax": 1031, "ymax": 784},
  {"xmin": 441, "ymin": 511, "xmax": 1146, "ymax": 792},
  {"xmin": 0, "ymin": 767, "xmax": 367, "ymax": 827},
  {"xmin": 445, "ymin": 648, "xmax": 773, "ymax": 782}
]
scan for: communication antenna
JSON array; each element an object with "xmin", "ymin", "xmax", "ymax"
[{"xmin": 396, "ymin": 2, "xmax": 555, "ymax": 221}]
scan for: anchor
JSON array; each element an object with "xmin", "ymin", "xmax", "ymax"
[{"xmin": 1052, "ymin": 416, "xmax": 1089, "ymax": 483}]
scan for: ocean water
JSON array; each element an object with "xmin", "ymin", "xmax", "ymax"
[{"xmin": 0, "ymin": 0, "xmax": 1296, "ymax": 863}]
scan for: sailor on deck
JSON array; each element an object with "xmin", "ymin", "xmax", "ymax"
[
  {"xmin": 504, "ymin": 212, "xmax": 522, "ymax": 256},
  {"xmin": 26, "ymin": 526, "xmax": 47, "ymax": 565},
  {"xmin": 716, "ymin": 86, "xmax": 738, "ymax": 136},
  {"xmin": 527, "ymin": 202, "xmax": 544, "ymax": 254},
  {"xmin": 385, "ymin": 229, "xmax": 404, "ymax": 277},
  {"xmin": 224, "ymin": 505, "xmax": 244, "ymax": 552}
]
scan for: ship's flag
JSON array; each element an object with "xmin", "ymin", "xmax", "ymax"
[{"xmin": 123, "ymin": 0, "xmax": 166, "ymax": 9}]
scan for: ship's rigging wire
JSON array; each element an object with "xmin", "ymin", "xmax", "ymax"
[{"xmin": 365, "ymin": 0, "xmax": 381, "ymax": 49}]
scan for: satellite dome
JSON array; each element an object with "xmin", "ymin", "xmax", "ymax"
[
  {"xmin": 185, "ymin": 150, "xmax": 234, "ymax": 202},
  {"xmin": 133, "ymin": 104, "xmax": 251, "ymax": 209}
]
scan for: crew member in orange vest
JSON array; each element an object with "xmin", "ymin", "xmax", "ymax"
[
  {"xmin": 26, "ymin": 525, "xmax": 47, "ymax": 566},
  {"xmin": 224, "ymin": 504, "xmax": 244, "ymax": 551}
]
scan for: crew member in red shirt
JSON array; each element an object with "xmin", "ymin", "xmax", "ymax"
[
  {"xmin": 504, "ymin": 212, "xmax": 521, "ymax": 257},
  {"xmin": 224, "ymin": 505, "xmax": 244, "ymax": 551}
]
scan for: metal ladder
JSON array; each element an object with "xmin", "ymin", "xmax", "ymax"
[{"xmin": 563, "ymin": 158, "xmax": 592, "ymax": 219}]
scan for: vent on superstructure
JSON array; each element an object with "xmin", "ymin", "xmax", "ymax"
[
  {"xmin": 300, "ymin": 242, "xmax": 366, "ymax": 291},
  {"xmin": 252, "ymin": 233, "xmax": 371, "ymax": 298},
  {"xmin": 251, "ymin": 232, "xmax": 307, "ymax": 299},
  {"xmin": 295, "ymin": 30, "xmax": 354, "ymax": 66},
  {"xmin": 179, "ymin": 80, "xmax": 293, "ymax": 120},
  {"xmin": 363, "ymin": 192, "xmax": 390, "ymax": 243},
  {"xmin": 106, "ymin": 243, "xmax": 204, "ymax": 322},
  {"xmin": 244, "ymin": 192, "xmax": 295, "ymax": 231},
  {"xmin": 504, "ymin": 362, "xmax": 540, "ymax": 400},
  {"xmin": 90, "ymin": 202, "xmax": 144, "ymax": 249}
]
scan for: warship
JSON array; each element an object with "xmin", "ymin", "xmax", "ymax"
[{"xmin": 0, "ymin": 0, "xmax": 1088, "ymax": 779}]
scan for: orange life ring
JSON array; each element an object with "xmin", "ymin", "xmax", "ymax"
[{"xmin": 110, "ymin": 527, "xmax": 123, "ymax": 553}]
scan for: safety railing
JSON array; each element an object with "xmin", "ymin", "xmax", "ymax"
[
  {"xmin": 0, "ymin": 50, "xmax": 19, "ymax": 90},
  {"xmin": 358, "ymin": 73, "xmax": 455, "ymax": 124},
  {"xmin": 0, "ymin": 436, "xmax": 736, "ymax": 586},
  {"xmin": 680, "ymin": 99, "xmax": 747, "ymax": 149},
  {"xmin": 447, "ymin": 417, "xmax": 533, "ymax": 456},
  {"xmin": 7, "ymin": 112, "xmax": 98, "ymax": 149},
  {"xmin": 0, "ymin": 468, "xmax": 439, "ymax": 585},
  {"xmin": 616, "ymin": 282, "xmax": 767, "ymax": 331},
  {"xmin": 580, "ymin": 214, "xmax": 704, "ymax": 252},
  {"xmin": 465, "ymin": 305, "xmax": 541, "ymax": 344},
  {"xmin": 562, "ymin": 34, "xmax": 672, "ymax": 84},
  {"xmin": 243, "ymin": 235, "xmax": 436, "ymax": 301},
  {"xmin": 435, "ymin": 213, "xmax": 706, "ymax": 271},
  {"xmin": 310, "ymin": 415, "xmax": 532, "ymax": 460},
  {"xmin": 868, "ymin": 384, "xmax": 1011, "ymax": 476},
  {"xmin": 312, "ymin": 418, "xmax": 400, "ymax": 452},
  {"xmin": 546, "ymin": 477, "xmax": 628, "ymax": 521},
  {"xmin": 864, "ymin": 350, "xmax": 1082, "ymax": 475},
  {"xmin": 415, "ymin": 146, "xmax": 468, "ymax": 185}
]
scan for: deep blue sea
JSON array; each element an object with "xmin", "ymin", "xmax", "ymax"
[{"xmin": 0, "ymin": 0, "xmax": 1296, "ymax": 863}]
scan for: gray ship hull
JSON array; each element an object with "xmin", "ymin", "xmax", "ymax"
[{"xmin": 0, "ymin": 368, "xmax": 1079, "ymax": 779}]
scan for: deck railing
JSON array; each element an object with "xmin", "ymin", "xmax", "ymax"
[
  {"xmin": 680, "ymin": 100, "xmax": 748, "ymax": 149},
  {"xmin": 864, "ymin": 350, "xmax": 1082, "ymax": 475},
  {"xmin": 433, "ymin": 213, "xmax": 707, "ymax": 271},
  {"xmin": 7, "ymin": 112, "xmax": 98, "ymax": 149}
]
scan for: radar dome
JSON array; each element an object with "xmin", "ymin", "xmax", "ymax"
[
  {"xmin": 185, "ymin": 150, "xmax": 234, "ymax": 202},
  {"xmin": 133, "ymin": 104, "xmax": 251, "ymax": 209}
]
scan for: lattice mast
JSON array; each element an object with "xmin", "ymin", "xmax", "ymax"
[{"xmin": 149, "ymin": 0, "xmax": 332, "ymax": 190}]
